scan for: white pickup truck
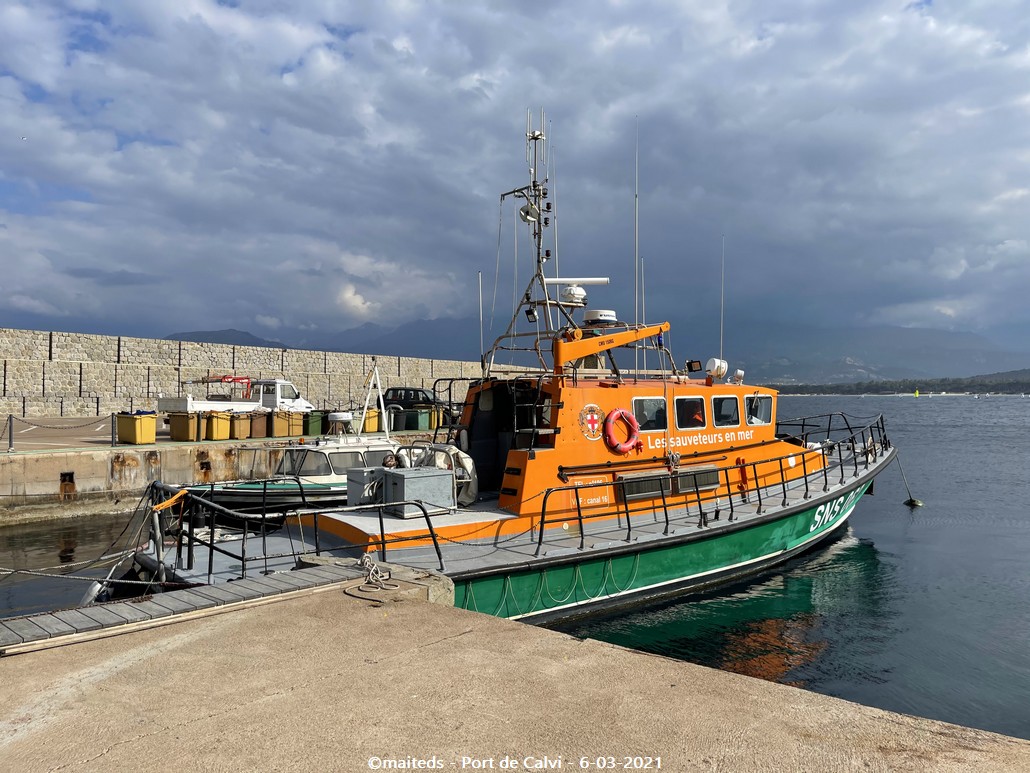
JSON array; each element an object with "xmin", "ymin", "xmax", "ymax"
[{"xmin": 156, "ymin": 378, "xmax": 314, "ymax": 414}]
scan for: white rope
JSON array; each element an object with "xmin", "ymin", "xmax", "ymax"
[{"xmin": 358, "ymin": 553, "xmax": 399, "ymax": 592}]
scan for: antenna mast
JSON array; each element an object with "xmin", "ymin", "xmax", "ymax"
[
  {"xmin": 720, "ymin": 233, "xmax": 726, "ymax": 361},
  {"xmin": 633, "ymin": 117, "xmax": 640, "ymax": 374}
]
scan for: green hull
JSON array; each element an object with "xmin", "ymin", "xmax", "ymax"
[{"xmin": 454, "ymin": 481, "xmax": 872, "ymax": 621}]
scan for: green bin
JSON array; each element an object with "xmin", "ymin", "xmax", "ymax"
[
  {"xmin": 413, "ymin": 405, "xmax": 432, "ymax": 431},
  {"xmin": 304, "ymin": 411, "xmax": 325, "ymax": 436}
]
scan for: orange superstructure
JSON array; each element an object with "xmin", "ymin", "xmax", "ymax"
[{"xmin": 456, "ymin": 354, "xmax": 825, "ymax": 529}]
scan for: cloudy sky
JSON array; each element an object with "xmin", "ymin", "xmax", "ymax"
[{"xmin": 2, "ymin": 0, "xmax": 1029, "ymax": 355}]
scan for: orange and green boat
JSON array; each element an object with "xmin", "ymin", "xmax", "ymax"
[{"xmin": 105, "ymin": 118, "xmax": 897, "ymax": 622}]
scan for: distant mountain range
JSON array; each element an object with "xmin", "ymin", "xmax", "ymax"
[
  {"xmin": 165, "ymin": 320, "xmax": 1030, "ymax": 384},
  {"xmin": 164, "ymin": 329, "xmax": 287, "ymax": 348}
]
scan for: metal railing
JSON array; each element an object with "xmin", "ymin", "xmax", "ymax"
[
  {"xmin": 142, "ymin": 482, "xmax": 448, "ymax": 589},
  {"xmin": 533, "ymin": 412, "xmax": 891, "ymax": 557}
]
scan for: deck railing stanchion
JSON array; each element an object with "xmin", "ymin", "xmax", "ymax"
[
  {"xmin": 535, "ymin": 490, "xmax": 553, "ymax": 557},
  {"xmin": 415, "ymin": 501, "xmax": 446, "ymax": 571},
  {"xmin": 377, "ymin": 506, "xmax": 387, "ymax": 562},
  {"xmin": 693, "ymin": 478, "xmax": 708, "ymax": 528},
  {"xmin": 621, "ymin": 481, "xmax": 633, "ymax": 541},
  {"xmin": 752, "ymin": 463, "xmax": 764, "ymax": 514},
  {"xmin": 722, "ymin": 469, "xmax": 735, "ymax": 521},
  {"xmin": 778, "ymin": 459, "xmax": 789, "ymax": 507},
  {"xmin": 574, "ymin": 488, "xmax": 586, "ymax": 550},
  {"xmin": 657, "ymin": 482, "xmax": 671, "ymax": 535}
]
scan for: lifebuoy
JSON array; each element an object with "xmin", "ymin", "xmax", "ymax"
[{"xmin": 604, "ymin": 408, "xmax": 640, "ymax": 454}]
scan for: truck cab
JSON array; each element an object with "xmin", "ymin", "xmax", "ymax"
[{"xmin": 256, "ymin": 380, "xmax": 314, "ymax": 412}]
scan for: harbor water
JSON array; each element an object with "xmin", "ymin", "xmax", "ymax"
[
  {"xmin": 2, "ymin": 394, "xmax": 1029, "ymax": 740},
  {"xmin": 553, "ymin": 394, "xmax": 1030, "ymax": 741}
]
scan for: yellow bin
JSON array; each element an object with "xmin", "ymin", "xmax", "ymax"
[
  {"xmin": 269, "ymin": 410, "xmax": 291, "ymax": 438},
  {"xmin": 117, "ymin": 413, "xmax": 156, "ymax": 445},
  {"xmin": 288, "ymin": 412, "xmax": 304, "ymax": 436},
  {"xmin": 362, "ymin": 408, "xmax": 381, "ymax": 433},
  {"xmin": 168, "ymin": 413, "xmax": 199, "ymax": 442},
  {"xmin": 206, "ymin": 411, "xmax": 230, "ymax": 441},
  {"xmin": 229, "ymin": 414, "xmax": 251, "ymax": 440}
]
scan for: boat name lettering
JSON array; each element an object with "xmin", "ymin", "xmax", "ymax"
[
  {"xmin": 645, "ymin": 429, "xmax": 755, "ymax": 450},
  {"xmin": 809, "ymin": 490, "xmax": 859, "ymax": 532}
]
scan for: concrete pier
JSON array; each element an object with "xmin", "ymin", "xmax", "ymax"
[{"xmin": 2, "ymin": 586, "xmax": 1028, "ymax": 771}]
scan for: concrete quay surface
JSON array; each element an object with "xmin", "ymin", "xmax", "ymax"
[{"xmin": 2, "ymin": 590, "xmax": 1029, "ymax": 773}]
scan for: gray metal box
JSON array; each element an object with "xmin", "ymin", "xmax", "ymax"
[
  {"xmin": 383, "ymin": 468, "xmax": 455, "ymax": 518},
  {"xmin": 347, "ymin": 467, "xmax": 384, "ymax": 506}
]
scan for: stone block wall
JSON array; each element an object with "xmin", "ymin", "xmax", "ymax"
[{"xmin": 1, "ymin": 327, "xmax": 480, "ymax": 417}]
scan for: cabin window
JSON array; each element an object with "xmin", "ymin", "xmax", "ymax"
[
  {"xmin": 477, "ymin": 389, "xmax": 494, "ymax": 411},
  {"xmin": 712, "ymin": 396, "xmax": 740, "ymax": 427},
  {"xmin": 297, "ymin": 451, "xmax": 332, "ymax": 476},
  {"xmin": 276, "ymin": 449, "xmax": 301, "ymax": 475},
  {"xmin": 281, "ymin": 384, "xmax": 300, "ymax": 400},
  {"xmin": 262, "ymin": 384, "xmax": 276, "ymax": 396},
  {"xmin": 328, "ymin": 451, "xmax": 364, "ymax": 473},
  {"xmin": 674, "ymin": 397, "xmax": 706, "ymax": 429},
  {"xmin": 363, "ymin": 449, "xmax": 395, "ymax": 467},
  {"xmin": 745, "ymin": 394, "xmax": 773, "ymax": 425},
  {"xmin": 633, "ymin": 397, "xmax": 667, "ymax": 432}
]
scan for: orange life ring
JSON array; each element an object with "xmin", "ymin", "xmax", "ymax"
[{"xmin": 604, "ymin": 408, "xmax": 640, "ymax": 454}]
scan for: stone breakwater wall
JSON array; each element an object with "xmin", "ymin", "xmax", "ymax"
[{"xmin": 0, "ymin": 327, "xmax": 481, "ymax": 418}]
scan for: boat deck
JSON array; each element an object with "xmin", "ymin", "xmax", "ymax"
[{"xmin": 328, "ymin": 449, "xmax": 890, "ymax": 577}]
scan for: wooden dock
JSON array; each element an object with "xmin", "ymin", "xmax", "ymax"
[{"xmin": 0, "ymin": 563, "xmax": 368, "ymax": 656}]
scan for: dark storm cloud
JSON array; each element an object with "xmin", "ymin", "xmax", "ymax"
[{"xmin": 0, "ymin": 1, "xmax": 1027, "ymax": 346}]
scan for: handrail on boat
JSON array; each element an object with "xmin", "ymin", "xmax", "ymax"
[
  {"xmin": 142, "ymin": 483, "xmax": 448, "ymax": 583},
  {"xmin": 533, "ymin": 412, "xmax": 891, "ymax": 558},
  {"xmin": 191, "ymin": 474, "xmax": 314, "ymax": 516}
]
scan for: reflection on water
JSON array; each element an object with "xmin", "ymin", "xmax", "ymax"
[
  {"xmin": 553, "ymin": 533, "xmax": 891, "ymax": 690},
  {"xmin": 58, "ymin": 533, "xmax": 78, "ymax": 564},
  {"xmin": 719, "ymin": 614, "xmax": 825, "ymax": 686},
  {"xmin": 0, "ymin": 511, "xmax": 148, "ymax": 619}
]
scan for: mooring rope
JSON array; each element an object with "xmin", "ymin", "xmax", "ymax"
[{"xmin": 357, "ymin": 553, "xmax": 399, "ymax": 592}]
